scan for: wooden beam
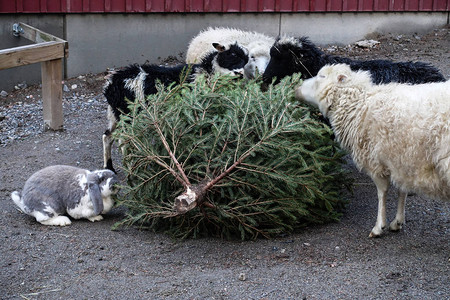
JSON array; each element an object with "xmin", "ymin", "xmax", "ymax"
[
  {"xmin": 41, "ymin": 58, "xmax": 64, "ymax": 131},
  {"xmin": 18, "ymin": 22, "xmax": 69, "ymax": 57},
  {"xmin": 0, "ymin": 22, "xmax": 68, "ymax": 131},
  {"xmin": 0, "ymin": 41, "xmax": 65, "ymax": 70}
]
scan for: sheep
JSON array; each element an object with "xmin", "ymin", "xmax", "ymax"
[
  {"xmin": 103, "ymin": 42, "xmax": 249, "ymax": 172},
  {"xmin": 186, "ymin": 27, "xmax": 275, "ymax": 79},
  {"xmin": 295, "ymin": 64, "xmax": 450, "ymax": 237},
  {"xmin": 262, "ymin": 36, "xmax": 446, "ymax": 87}
]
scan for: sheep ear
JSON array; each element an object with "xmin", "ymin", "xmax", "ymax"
[
  {"xmin": 213, "ymin": 43, "xmax": 226, "ymax": 52},
  {"xmin": 87, "ymin": 173, "xmax": 104, "ymax": 215},
  {"xmin": 337, "ymin": 74, "xmax": 347, "ymax": 83}
]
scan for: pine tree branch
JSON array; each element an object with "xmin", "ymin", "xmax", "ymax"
[
  {"xmin": 173, "ymin": 125, "xmax": 283, "ymax": 214},
  {"xmin": 153, "ymin": 120, "xmax": 191, "ymax": 188},
  {"xmin": 121, "ymin": 131, "xmax": 186, "ymax": 186}
]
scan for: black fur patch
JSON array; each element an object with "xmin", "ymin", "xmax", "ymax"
[
  {"xmin": 263, "ymin": 36, "xmax": 445, "ymax": 85},
  {"xmin": 216, "ymin": 43, "xmax": 249, "ymax": 71},
  {"xmin": 104, "ymin": 42, "xmax": 250, "ymax": 121}
]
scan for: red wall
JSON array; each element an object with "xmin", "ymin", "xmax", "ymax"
[{"xmin": 1, "ymin": 0, "xmax": 449, "ymax": 13}]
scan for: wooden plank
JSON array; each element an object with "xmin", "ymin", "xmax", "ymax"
[
  {"xmin": 17, "ymin": 22, "xmax": 68, "ymax": 58},
  {"xmin": 41, "ymin": 58, "xmax": 64, "ymax": 131},
  {"xmin": 19, "ymin": 22, "xmax": 68, "ymax": 48},
  {"xmin": 0, "ymin": 0, "xmax": 17, "ymax": 12},
  {"xmin": 22, "ymin": 0, "xmax": 39, "ymax": 12},
  {"xmin": 0, "ymin": 42, "xmax": 65, "ymax": 70}
]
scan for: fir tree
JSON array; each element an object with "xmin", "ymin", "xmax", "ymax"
[{"xmin": 113, "ymin": 73, "xmax": 350, "ymax": 240}]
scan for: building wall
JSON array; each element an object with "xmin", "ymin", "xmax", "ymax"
[
  {"xmin": 2, "ymin": 0, "xmax": 449, "ymax": 13},
  {"xmin": 0, "ymin": 11, "xmax": 448, "ymax": 91}
]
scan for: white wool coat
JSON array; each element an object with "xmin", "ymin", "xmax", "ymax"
[
  {"xmin": 298, "ymin": 64, "xmax": 450, "ymax": 200},
  {"xmin": 186, "ymin": 27, "xmax": 275, "ymax": 69}
]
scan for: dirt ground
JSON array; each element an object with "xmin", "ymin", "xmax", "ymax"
[{"xmin": 1, "ymin": 26, "xmax": 449, "ymax": 299}]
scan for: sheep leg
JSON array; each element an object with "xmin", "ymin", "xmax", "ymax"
[
  {"xmin": 102, "ymin": 130, "xmax": 115, "ymax": 173},
  {"xmin": 369, "ymin": 176, "xmax": 390, "ymax": 238},
  {"xmin": 389, "ymin": 191, "xmax": 407, "ymax": 232}
]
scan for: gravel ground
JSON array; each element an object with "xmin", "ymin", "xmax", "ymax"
[{"xmin": 0, "ymin": 26, "xmax": 449, "ymax": 299}]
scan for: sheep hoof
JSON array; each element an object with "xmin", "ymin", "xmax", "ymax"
[
  {"xmin": 369, "ymin": 226, "xmax": 384, "ymax": 238},
  {"xmin": 369, "ymin": 232, "xmax": 382, "ymax": 238},
  {"xmin": 389, "ymin": 220, "xmax": 403, "ymax": 232}
]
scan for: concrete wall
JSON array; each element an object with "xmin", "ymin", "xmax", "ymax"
[
  {"xmin": 65, "ymin": 13, "xmax": 280, "ymax": 77},
  {"xmin": 281, "ymin": 12, "xmax": 448, "ymax": 44},
  {"xmin": 0, "ymin": 12, "xmax": 448, "ymax": 92}
]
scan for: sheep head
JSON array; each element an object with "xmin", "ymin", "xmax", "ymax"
[{"xmin": 296, "ymin": 64, "xmax": 372, "ymax": 118}]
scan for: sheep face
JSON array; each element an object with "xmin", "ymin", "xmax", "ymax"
[
  {"xmin": 212, "ymin": 42, "xmax": 249, "ymax": 77},
  {"xmin": 243, "ymin": 43, "xmax": 272, "ymax": 79},
  {"xmin": 296, "ymin": 64, "xmax": 344, "ymax": 117},
  {"xmin": 296, "ymin": 64, "xmax": 372, "ymax": 117},
  {"xmin": 263, "ymin": 37, "xmax": 324, "ymax": 86}
]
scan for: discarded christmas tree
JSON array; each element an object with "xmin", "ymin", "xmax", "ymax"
[{"xmin": 113, "ymin": 73, "xmax": 350, "ymax": 239}]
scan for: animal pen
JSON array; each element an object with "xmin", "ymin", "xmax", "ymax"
[{"xmin": 0, "ymin": 22, "xmax": 68, "ymax": 130}]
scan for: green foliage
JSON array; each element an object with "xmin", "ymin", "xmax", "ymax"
[{"xmin": 113, "ymin": 73, "xmax": 350, "ymax": 240}]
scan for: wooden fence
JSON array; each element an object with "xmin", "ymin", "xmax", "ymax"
[{"xmin": 0, "ymin": 23, "xmax": 68, "ymax": 130}]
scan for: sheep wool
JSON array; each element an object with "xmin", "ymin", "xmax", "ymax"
[
  {"xmin": 186, "ymin": 27, "xmax": 275, "ymax": 78},
  {"xmin": 263, "ymin": 36, "xmax": 446, "ymax": 85},
  {"xmin": 296, "ymin": 63, "xmax": 450, "ymax": 237},
  {"xmin": 186, "ymin": 27, "xmax": 275, "ymax": 63}
]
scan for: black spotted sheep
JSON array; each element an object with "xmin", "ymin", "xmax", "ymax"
[
  {"xmin": 103, "ymin": 42, "xmax": 249, "ymax": 172},
  {"xmin": 262, "ymin": 36, "xmax": 446, "ymax": 86}
]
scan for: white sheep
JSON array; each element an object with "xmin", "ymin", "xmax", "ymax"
[
  {"xmin": 296, "ymin": 64, "xmax": 450, "ymax": 237},
  {"xmin": 186, "ymin": 27, "xmax": 275, "ymax": 78}
]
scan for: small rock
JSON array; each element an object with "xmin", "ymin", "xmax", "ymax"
[
  {"xmin": 14, "ymin": 81, "xmax": 28, "ymax": 90},
  {"xmin": 71, "ymin": 84, "xmax": 78, "ymax": 89},
  {"xmin": 63, "ymin": 85, "xmax": 70, "ymax": 92},
  {"xmin": 355, "ymin": 39, "xmax": 380, "ymax": 48},
  {"xmin": 0, "ymin": 90, "xmax": 8, "ymax": 97},
  {"xmin": 238, "ymin": 273, "xmax": 246, "ymax": 281}
]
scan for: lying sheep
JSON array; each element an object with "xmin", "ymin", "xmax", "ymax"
[
  {"xmin": 103, "ymin": 42, "xmax": 249, "ymax": 172},
  {"xmin": 186, "ymin": 27, "xmax": 275, "ymax": 78},
  {"xmin": 263, "ymin": 36, "xmax": 446, "ymax": 86},
  {"xmin": 296, "ymin": 64, "xmax": 450, "ymax": 237}
]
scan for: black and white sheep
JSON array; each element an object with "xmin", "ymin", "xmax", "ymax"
[
  {"xmin": 103, "ymin": 42, "xmax": 249, "ymax": 172},
  {"xmin": 296, "ymin": 64, "xmax": 450, "ymax": 237},
  {"xmin": 262, "ymin": 36, "xmax": 446, "ymax": 86},
  {"xmin": 186, "ymin": 27, "xmax": 275, "ymax": 79}
]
